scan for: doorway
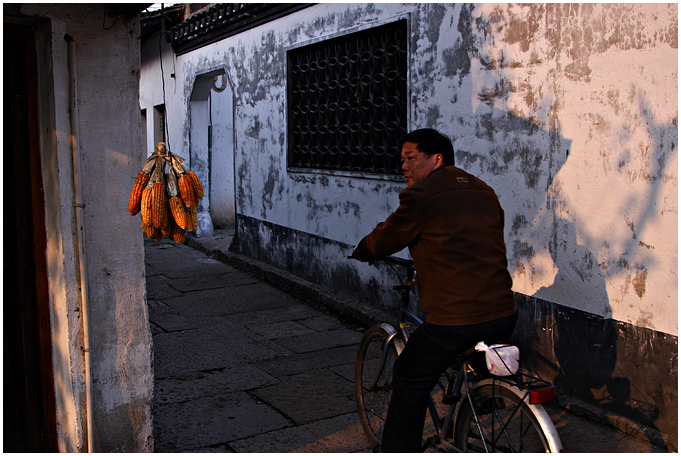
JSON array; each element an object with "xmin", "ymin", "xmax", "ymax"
[
  {"xmin": 189, "ymin": 69, "xmax": 235, "ymax": 232},
  {"xmin": 4, "ymin": 23, "xmax": 57, "ymax": 452}
]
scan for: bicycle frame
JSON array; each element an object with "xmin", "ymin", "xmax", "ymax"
[{"xmin": 362, "ymin": 256, "xmax": 560, "ymax": 452}]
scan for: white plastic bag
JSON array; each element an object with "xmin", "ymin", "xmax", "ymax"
[{"xmin": 475, "ymin": 342, "xmax": 519, "ymax": 376}]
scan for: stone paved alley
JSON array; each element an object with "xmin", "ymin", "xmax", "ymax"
[{"xmin": 145, "ymin": 229, "xmax": 669, "ymax": 453}]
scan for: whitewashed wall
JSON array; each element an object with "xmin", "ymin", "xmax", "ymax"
[
  {"xmin": 441, "ymin": 3, "xmax": 678, "ymax": 336},
  {"xmin": 146, "ymin": 3, "xmax": 677, "ymax": 337}
]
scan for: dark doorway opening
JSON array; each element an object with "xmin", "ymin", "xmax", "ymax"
[{"xmin": 4, "ymin": 23, "xmax": 58, "ymax": 452}]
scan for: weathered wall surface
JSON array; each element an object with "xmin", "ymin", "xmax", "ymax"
[
  {"xmin": 433, "ymin": 3, "xmax": 677, "ymax": 334},
  {"xmin": 20, "ymin": 4, "xmax": 153, "ymax": 452},
  {"xmin": 141, "ymin": 37, "xmax": 236, "ymax": 232},
  {"xmin": 140, "ymin": 35, "xmax": 175, "ymax": 155},
  {"xmin": 146, "ymin": 3, "xmax": 677, "ymax": 443},
  {"xmin": 158, "ymin": 2, "xmax": 677, "ymax": 336}
]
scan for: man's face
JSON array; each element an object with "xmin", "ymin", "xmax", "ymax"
[{"xmin": 401, "ymin": 141, "xmax": 442, "ymax": 186}]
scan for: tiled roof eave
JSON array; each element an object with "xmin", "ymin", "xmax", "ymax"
[{"xmin": 167, "ymin": 3, "xmax": 314, "ymax": 55}]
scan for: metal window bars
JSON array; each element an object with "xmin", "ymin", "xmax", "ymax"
[{"xmin": 287, "ymin": 19, "xmax": 408, "ymax": 175}]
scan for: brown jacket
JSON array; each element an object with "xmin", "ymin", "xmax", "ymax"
[{"xmin": 355, "ymin": 165, "xmax": 516, "ymax": 325}]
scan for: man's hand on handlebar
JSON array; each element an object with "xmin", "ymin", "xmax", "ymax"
[{"xmin": 349, "ymin": 248, "xmax": 376, "ymax": 266}]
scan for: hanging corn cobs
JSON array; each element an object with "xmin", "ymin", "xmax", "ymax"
[{"xmin": 128, "ymin": 142, "xmax": 204, "ymax": 243}]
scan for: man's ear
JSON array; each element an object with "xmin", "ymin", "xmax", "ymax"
[{"xmin": 435, "ymin": 153, "xmax": 444, "ymax": 166}]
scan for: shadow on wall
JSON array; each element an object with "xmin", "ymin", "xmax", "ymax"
[
  {"xmin": 439, "ymin": 10, "xmax": 677, "ymax": 444},
  {"xmin": 506, "ymin": 96, "xmax": 677, "ymax": 449}
]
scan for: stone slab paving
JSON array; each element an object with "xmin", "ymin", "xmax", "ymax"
[
  {"xmin": 289, "ymin": 417, "xmax": 372, "ymax": 453},
  {"xmin": 146, "ymin": 237, "xmax": 372, "ymax": 453},
  {"xmin": 147, "ymin": 303, "xmax": 233, "ymax": 334},
  {"xmin": 153, "ymin": 324, "xmax": 294, "ymax": 379},
  {"xmin": 225, "ymin": 305, "xmax": 326, "ymax": 327},
  {"xmin": 146, "ymin": 274, "xmax": 185, "ymax": 300},
  {"xmin": 154, "ymin": 364, "xmax": 279, "ymax": 407},
  {"xmin": 146, "ymin": 233, "xmax": 669, "ymax": 453},
  {"xmin": 231, "ymin": 413, "xmax": 364, "ymax": 453},
  {"xmin": 168, "ymin": 271, "xmax": 257, "ymax": 293},
  {"xmin": 163, "ymin": 284, "xmax": 304, "ymax": 316},
  {"xmin": 253, "ymin": 368, "xmax": 357, "ymax": 425},
  {"xmin": 153, "ymin": 391, "xmax": 291, "ymax": 452},
  {"xmin": 276, "ymin": 328, "xmax": 363, "ymax": 354},
  {"xmin": 257, "ymin": 345, "xmax": 357, "ymax": 378}
]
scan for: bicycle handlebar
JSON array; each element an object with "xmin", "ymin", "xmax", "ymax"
[{"xmin": 347, "ymin": 254, "xmax": 414, "ymax": 269}]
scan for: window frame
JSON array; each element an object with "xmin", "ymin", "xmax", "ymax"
[{"xmin": 285, "ymin": 15, "xmax": 411, "ymax": 182}]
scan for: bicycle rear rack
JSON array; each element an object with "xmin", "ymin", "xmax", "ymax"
[
  {"xmin": 506, "ymin": 372, "xmax": 555, "ymax": 404},
  {"xmin": 511, "ymin": 371, "xmax": 553, "ymax": 388}
]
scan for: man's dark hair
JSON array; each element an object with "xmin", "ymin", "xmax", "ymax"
[{"xmin": 398, "ymin": 128, "xmax": 455, "ymax": 166}]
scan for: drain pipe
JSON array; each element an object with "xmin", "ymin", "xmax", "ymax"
[{"xmin": 65, "ymin": 34, "xmax": 95, "ymax": 453}]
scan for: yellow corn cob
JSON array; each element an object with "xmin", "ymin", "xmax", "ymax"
[
  {"xmin": 151, "ymin": 182, "xmax": 169, "ymax": 229},
  {"xmin": 141, "ymin": 216, "xmax": 152, "ymax": 234},
  {"xmin": 142, "ymin": 218, "xmax": 157, "ymax": 240},
  {"xmin": 186, "ymin": 205, "xmax": 198, "ymax": 231},
  {"xmin": 128, "ymin": 171, "xmax": 151, "ymax": 215},
  {"xmin": 168, "ymin": 196, "xmax": 187, "ymax": 229},
  {"xmin": 140, "ymin": 187, "xmax": 153, "ymax": 226},
  {"xmin": 175, "ymin": 230, "xmax": 186, "ymax": 244},
  {"xmin": 177, "ymin": 174, "xmax": 195, "ymax": 208},
  {"xmin": 171, "ymin": 223, "xmax": 186, "ymax": 244},
  {"xmin": 152, "ymin": 227, "xmax": 163, "ymax": 242},
  {"xmin": 186, "ymin": 171, "xmax": 204, "ymax": 199},
  {"xmin": 161, "ymin": 214, "xmax": 176, "ymax": 237}
]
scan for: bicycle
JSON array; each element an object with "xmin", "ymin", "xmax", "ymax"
[{"xmin": 351, "ymin": 255, "xmax": 563, "ymax": 452}]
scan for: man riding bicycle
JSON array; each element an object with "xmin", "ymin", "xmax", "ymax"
[{"xmin": 353, "ymin": 128, "xmax": 517, "ymax": 452}]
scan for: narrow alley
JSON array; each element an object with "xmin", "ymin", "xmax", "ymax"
[
  {"xmin": 146, "ymin": 231, "xmax": 370, "ymax": 452},
  {"xmin": 145, "ymin": 230, "xmax": 668, "ymax": 453}
]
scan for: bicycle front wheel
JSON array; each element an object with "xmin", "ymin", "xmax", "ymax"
[
  {"xmin": 354, "ymin": 324, "xmax": 403, "ymax": 446},
  {"xmin": 454, "ymin": 379, "xmax": 562, "ymax": 453}
]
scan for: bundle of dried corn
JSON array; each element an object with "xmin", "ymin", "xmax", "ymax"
[{"xmin": 128, "ymin": 142, "xmax": 204, "ymax": 243}]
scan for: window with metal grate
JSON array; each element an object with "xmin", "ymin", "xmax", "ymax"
[{"xmin": 287, "ymin": 19, "xmax": 408, "ymax": 176}]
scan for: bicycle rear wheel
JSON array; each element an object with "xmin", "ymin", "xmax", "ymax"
[
  {"xmin": 354, "ymin": 324, "xmax": 403, "ymax": 446},
  {"xmin": 454, "ymin": 379, "xmax": 562, "ymax": 453}
]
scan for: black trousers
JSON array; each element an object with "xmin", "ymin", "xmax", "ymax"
[{"xmin": 381, "ymin": 313, "xmax": 517, "ymax": 453}]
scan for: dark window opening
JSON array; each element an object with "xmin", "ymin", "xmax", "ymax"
[
  {"xmin": 287, "ymin": 19, "xmax": 408, "ymax": 176},
  {"xmin": 153, "ymin": 104, "xmax": 166, "ymax": 145}
]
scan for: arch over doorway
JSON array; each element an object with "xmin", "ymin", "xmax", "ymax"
[{"xmin": 189, "ymin": 69, "xmax": 235, "ymax": 235}]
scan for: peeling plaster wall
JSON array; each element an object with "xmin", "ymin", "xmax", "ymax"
[
  {"xmin": 159, "ymin": 3, "xmax": 677, "ymax": 336},
  {"xmin": 20, "ymin": 4, "xmax": 153, "ymax": 452},
  {"xmin": 407, "ymin": 3, "xmax": 677, "ymax": 337},
  {"xmin": 145, "ymin": 4, "xmax": 677, "ymax": 439},
  {"xmin": 462, "ymin": 4, "xmax": 677, "ymax": 335}
]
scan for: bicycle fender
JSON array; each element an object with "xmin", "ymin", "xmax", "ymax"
[
  {"xmin": 463, "ymin": 379, "xmax": 563, "ymax": 453},
  {"xmin": 380, "ymin": 323, "xmax": 405, "ymax": 355}
]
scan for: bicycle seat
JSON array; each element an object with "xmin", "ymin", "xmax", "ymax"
[
  {"xmin": 461, "ymin": 346, "xmax": 478, "ymax": 359},
  {"xmin": 459, "ymin": 347, "xmax": 489, "ymax": 378}
]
